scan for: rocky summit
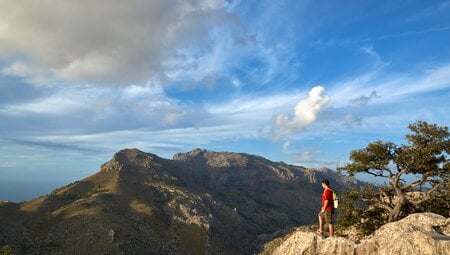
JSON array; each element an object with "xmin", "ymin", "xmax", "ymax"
[
  {"xmin": 261, "ymin": 213, "xmax": 450, "ymax": 255},
  {"xmin": 0, "ymin": 148, "xmax": 357, "ymax": 254}
]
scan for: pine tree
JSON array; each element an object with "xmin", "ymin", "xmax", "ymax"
[{"xmin": 338, "ymin": 121, "xmax": 449, "ymax": 223}]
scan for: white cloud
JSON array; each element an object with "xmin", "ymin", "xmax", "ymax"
[
  {"xmin": 282, "ymin": 140, "xmax": 292, "ymax": 154},
  {"xmin": 360, "ymin": 45, "xmax": 383, "ymax": 66},
  {"xmin": 208, "ymin": 92, "xmax": 298, "ymax": 115},
  {"xmin": 2, "ymin": 61, "xmax": 449, "ymax": 161},
  {"xmin": 273, "ymin": 86, "xmax": 330, "ymax": 137},
  {"xmin": 0, "ymin": 0, "xmax": 233, "ymax": 85},
  {"xmin": 1, "ymin": 93, "xmax": 88, "ymax": 115},
  {"xmin": 0, "ymin": 82, "xmax": 186, "ymax": 128},
  {"xmin": 322, "ymin": 63, "xmax": 450, "ymax": 130},
  {"xmin": 282, "ymin": 140, "xmax": 323, "ymax": 166},
  {"xmin": 30, "ymin": 123, "xmax": 259, "ymax": 158},
  {"xmin": 294, "ymin": 151, "xmax": 315, "ymax": 163},
  {"xmin": 1, "ymin": 61, "xmax": 51, "ymax": 85},
  {"xmin": 0, "ymin": 161, "xmax": 17, "ymax": 168},
  {"xmin": 330, "ymin": 63, "xmax": 450, "ymax": 107},
  {"xmin": 165, "ymin": 25, "xmax": 289, "ymax": 89},
  {"xmin": 384, "ymin": 64, "xmax": 450, "ymax": 98},
  {"xmin": 2, "ymin": 62, "xmax": 29, "ymax": 77}
]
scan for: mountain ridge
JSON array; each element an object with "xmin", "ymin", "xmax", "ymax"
[{"xmin": 0, "ymin": 148, "xmax": 359, "ymax": 254}]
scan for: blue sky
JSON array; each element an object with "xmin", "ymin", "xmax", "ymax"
[{"xmin": 1, "ymin": 0, "xmax": 449, "ymax": 202}]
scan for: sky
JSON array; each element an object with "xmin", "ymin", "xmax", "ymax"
[{"xmin": 1, "ymin": 0, "xmax": 449, "ymax": 202}]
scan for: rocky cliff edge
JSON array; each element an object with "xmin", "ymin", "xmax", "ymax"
[{"xmin": 262, "ymin": 213, "xmax": 450, "ymax": 255}]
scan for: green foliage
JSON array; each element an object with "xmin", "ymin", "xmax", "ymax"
[
  {"xmin": 336, "ymin": 185, "xmax": 386, "ymax": 236},
  {"xmin": 335, "ymin": 189, "xmax": 364, "ymax": 228},
  {"xmin": 0, "ymin": 246, "xmax": 14, "ymax": 255},
  {"xmin": 338, "ymin": 121, "xmax": 450, "ymax": 234},
  {"xmin": 416, "ymin": 177, "xmax": 450, "ymax": 217},
  {"xmin": 345, "ymin": 141, "xmax": 397, "ymax": 175},
  {"xmin": 397, "ymin": 121, "xmax": 450, "ymax": 176},
  {"xmin": 421, "ymin": 194, "xmax": 450, "ymax": 217}
]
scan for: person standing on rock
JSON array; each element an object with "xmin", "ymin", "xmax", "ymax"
[{"xmin": 317, "ymin": 179, "xmax": 334, "ymax": 237}]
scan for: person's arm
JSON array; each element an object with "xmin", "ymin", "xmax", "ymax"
[{"xmin": 321, "ymin": 200, "xmax": 329, "ymax": 212}]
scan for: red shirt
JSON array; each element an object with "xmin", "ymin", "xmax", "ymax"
[{"xmin": 322, "ymin": 189, "xmax": 333, "ymax": 211}]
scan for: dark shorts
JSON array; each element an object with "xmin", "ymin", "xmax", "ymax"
[{"xmin": 319, "ymin": 210, "xmax": 333, "ymax": 224}]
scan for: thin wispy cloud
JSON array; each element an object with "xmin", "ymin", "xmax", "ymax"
[
  {"xmin": 316, "ymin": 26, "xmax": 450, "ymax": 47},
  {"xmin": 282, "ymin": 140, "xmax": 333, "ymax": 167},
  {"xmin": 0, "ymin": 162, "xmax": 17, "ymax": 169},
  {"xmin": 0, "ymin": 82, "xmax": 189, "ymax": 129},
  {"xmin": 282, "ymin": 140, "xmax": 317, "ymax": 162},
  {"xmin": 2, "ymin": 62, "xmax": 448, "ymax": 157},
  {"xmin": 329, "ymin": 63, "xmax": 450, "ymax": 107},
  {"xmin": 405, "ymin": 1, "xmax": 450, "ymax": 22},
  {"xmin": 343, "ymin": 113, "xmax": 363, "ymax": 128},
  {"xmin": 8, "ymin": 138, "xmax": 100, "ymax": 154}
]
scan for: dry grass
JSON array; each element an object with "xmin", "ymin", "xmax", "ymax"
[{"xmin": 129, "ymin": 200, "xmax": 153, "ymax": 216}]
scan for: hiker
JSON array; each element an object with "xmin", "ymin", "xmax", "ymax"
[{"xmin": 317, "ymin": 179, "xmax": 334, "ymax": 237}]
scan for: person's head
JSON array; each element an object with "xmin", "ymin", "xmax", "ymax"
[{"xmin": 321, "ymin": 179, "xmax": 330, "ymax": 189}]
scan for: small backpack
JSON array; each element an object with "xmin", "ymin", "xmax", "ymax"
[{"xmin": 333, "ymin": 191, "xmax": 339, "ymax": 209}]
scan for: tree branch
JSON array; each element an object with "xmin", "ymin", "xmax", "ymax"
[
  {"xmin": 377, "ymin": 203, "xmax": 394, "ymax": 213},
  {"xmin": 385, "ymin": 167, "xmax": 394, "ymax": 177},
  {"xmin": 360, "ymin": 190, "xmax": 394, "ymax": 213},
  {"xmin": 361, "ymin": 194, "xmax": 393, "ymax": 213},
  {"xmin": 393, "ymin": 168, "xmax": 408, "ymax": 194},
  {"xmin": 401, "ymin": 174, "xmax": 428, "ymax": 191},
  {"xmin": 366, "ymin": 170, "xmax": 390, "ymax": 178},
  {"xmin": 409, "ymin": 183, "xmax": 442, "ymax": 205},
  {"xmin": 380, "ymin": 190, "xmax": 393, "ymax": 206}
]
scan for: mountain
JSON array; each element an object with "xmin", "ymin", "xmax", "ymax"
[
  {"xmin": 260, "ymin": 213, "xmax": 450, "ymax": 255},
  {"xmin": 0, "ymin": 148, "xmax": 358, "ymax": 254}
]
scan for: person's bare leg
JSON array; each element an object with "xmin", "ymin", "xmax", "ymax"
[
  {"xmin": 328, "ymin": 224, "xmax": 334, "ymax": 237},
  {"xmin": 317, "ymin": 213, "xmax": 323, "ymax": 234}
]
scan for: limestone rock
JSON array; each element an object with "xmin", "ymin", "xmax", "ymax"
[{"xmin": 266, "ymin": 213, "xmax": 450, "ymax": 255}]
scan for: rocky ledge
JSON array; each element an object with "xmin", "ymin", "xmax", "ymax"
[{"xmin": 262, "ymin": 213, "xmax": 450, "ymax": 255}]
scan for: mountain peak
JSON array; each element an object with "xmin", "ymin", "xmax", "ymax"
[
  {"xmin": 173, "ymin": 148, "xmax": 207, "ymax": 160},
  {"xmin": 173, "ymin": 148, "xmax": 251, "ymax": 168},
  {"xmin": 101, "ymin": 148, "xmax": 163, "ymax": 173},
  {"xmin": 114, "ymin": 148, "xmax": 155, "ymax": 159}
]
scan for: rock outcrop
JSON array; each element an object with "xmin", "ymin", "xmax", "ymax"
[{"xmin": 263, "ymin": 213, "xmax": 450, "ymax": 255}]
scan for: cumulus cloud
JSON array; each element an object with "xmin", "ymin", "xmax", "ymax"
[
  {"xmin": 0, "ymin": 0, "xmax": 233, "ymax": 85},
  {"xmin": 273, "ymin": 86, "xmax": 330, "ymax": 137}
]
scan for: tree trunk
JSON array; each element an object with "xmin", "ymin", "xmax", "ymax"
[{"xmin": 388, "ymin": 195, "xmax": 405, "ymax": 222}]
